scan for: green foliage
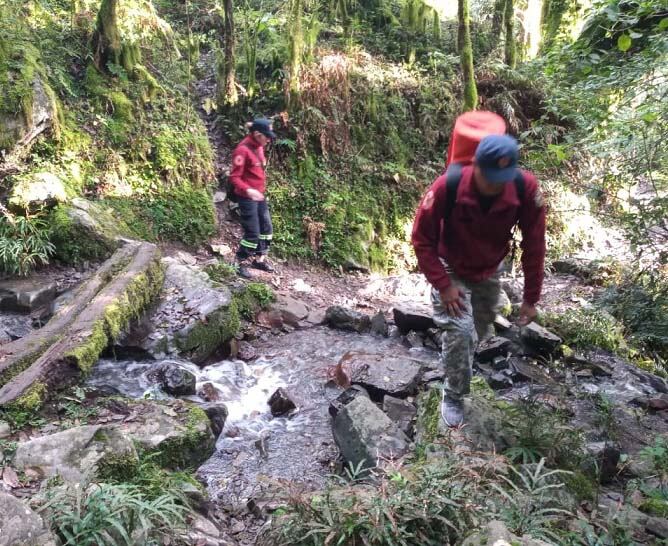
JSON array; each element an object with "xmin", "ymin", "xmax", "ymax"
[
  {"xmin": 205, "ymin": 261, "xmax": 238, "ymax": 283},
  {"xmin": 640, "ymin": 435, "xmax": 668, "ymax": 486},
  {"xmin": 40, "ymin": 481, "xmax": 191, "ymax": 546},
  {"xmin": 0, "ymin": 208, "xmax": 55, "ymax": 276},
  {"xmin": 541, "ymin": 308, "xmax": 628, "ymax": 354}
]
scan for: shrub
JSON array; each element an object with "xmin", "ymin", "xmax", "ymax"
[{"xmin": 0, "ymin": 207, "xmax": 55, "ymax": 276}]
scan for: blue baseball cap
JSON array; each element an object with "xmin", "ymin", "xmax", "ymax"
[
  {"xmin": 250, "ymin": 118, "xmax": 276, "ymax": 139},
  {"xmin": 474, "ymin": 134, "xmax": 519, "ymax": 184}
]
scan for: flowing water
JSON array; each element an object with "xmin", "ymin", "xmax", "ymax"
[{"xmin": 88, "ymin": 326, "xmax": 439, "ymax": 508}]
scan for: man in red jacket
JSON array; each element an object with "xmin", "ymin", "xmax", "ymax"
[
  {"xmin": 229, "ymin": 118, "xmax": 276, "ymax": 278},
  {"xmin": 411, "ymin": 134, "xmax": 546, "ymax": 427}
]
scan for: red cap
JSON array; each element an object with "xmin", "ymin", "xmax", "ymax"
[{"xmin": 446, "ymin": 111, "xmax": 507, "ymax": 166}]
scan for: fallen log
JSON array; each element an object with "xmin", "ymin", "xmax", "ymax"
[
  {"xmin": 0, "ymin": 242, "xmax": 163, "ymax": 411},
  {"xmin": 0, "ymin": 243, "xmax": 138, "ymax": 388}
]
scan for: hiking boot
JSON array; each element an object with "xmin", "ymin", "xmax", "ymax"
[
  {"xmin": 251, "ymin": 259, "xmax": 275, "ymax": 273},
  {"xmin": 441, "ymin": 392, "xmax": 464, "ymax": 428},
  {"xmin": 236, "ymin": 263, "xmax": 253, "ymax": 279}
]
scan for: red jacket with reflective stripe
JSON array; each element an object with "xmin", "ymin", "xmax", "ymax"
[
  {"xmin": 229, "ymin": 136, "xmax": 267, "ymax": 197},
  {"xmin": 411, "ymin": 165, "xmax": 546, "ymax": 305}
]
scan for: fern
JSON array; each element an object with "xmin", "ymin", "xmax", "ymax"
[{"xmin": 0, "ymin": 206, "xmax": 55, "ymax": 276}]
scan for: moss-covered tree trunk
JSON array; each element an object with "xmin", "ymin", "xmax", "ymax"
[
  {"xmin": 504, "ymin": 0, "xmax": 517, "ymax": 68},
  {"xmin": 457, "ymin": 0, "xmax": 477, "ymax": 111},
  {"xmin": 540, "ymin": 0, "xmax": 569, "ymax": 52},
  {"xmin": 216, "ymin": 0, "xmax": 237, "ymax": 109},
  {"xmin": 92, "ymin": 0, "xmax": 140, "ymax": 73},
  {"xmin": 491, "ymin": 0, "xmax": 506, "ymax": 39},
  {"xmin": 286, "ymin": 0, "xmax": 303, "ymax": 110}
]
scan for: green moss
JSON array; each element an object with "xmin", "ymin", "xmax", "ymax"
[
  {"xmin": 109, "ymin": 91, "xmax": 134, "ymax": 122},
  {"xmin": 3, "ymin": 382, "xmax": 47, "ymax": 416},
  {"xmin": 565, "ymin": 471, "xmax": 596, "ymax": 502},
  {"xmin": 96, "ymin": 451, "xmax": 140, "ymax": 483},
  {"xmin": 205, "ymin": 262, "xmax": 237, "ymax": 284},
  {"xmin": 66, "ymin": 319, "xmax": 109, "ymax": 374},
  {"xmin": 639, "ymin": 498, "xmax": 668, "ymax": 517},
  {"xmin": 414, "ymin": 387, "xmax": 442, "ymax": 461}
]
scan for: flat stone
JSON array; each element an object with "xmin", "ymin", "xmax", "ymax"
[
  {"xmin": 174, "ymin": 251, "xmax": 197, "ymax": 266},
  {"xmin": 350, "ymin": 353, "xmax": 424, "ymax": 401},
  {"xmin": 268, "ymin": 387, "xmax": 296, "ymax": 416},
  {"xmin": 646, "ymin": 517, "xmax": 668, "ymax": 539},
  {"xmin": 494, "ymin": 314, "xmax": 512, "ymax": 331},
  {"xmin": 0, "ymin": 492, "xmax": 57, "ymax": 546},
  {"xmin": 476, "ymin": 336, "xmax": 512, "ymax": 362},
  {"xmin": 370, "ymin": 311, "xmax": 388, "ymax": 337},
  {"xmin": 520, "ymin": 323, "xmax": 562, "ymax": 355},
  {"xmin": 509, "ymin": 357, "xmax": 553, "ymax": 384},
  {"xmin": 383, "ymin": 395, "xmax": 417, "ymax": 436},
  {"xmin": 333, "ymin": 396, "xmax": 410, "ymax": 470},
  {"xmin": 0, "ymin": 280, "xmax": 56, "ymax": 312},
  {"xmin": 329, "ymin": 385, "xmax": 370, "ymax": 418},
  {"xmin": 422, "ymin": 369, "xmax": 445, "ymax": 383},
  {"xmin": 274, "ymin": 295, "xmax": 309, "ymax": 321},
  {"xmin": 325, "ymin": 306, "xmax": 371, "ymax": 333},
  {"xmin": 392, "ymin": 304, "xmax": 434, "ymax": 334},
  {"xmin": 210, "ymin": 244, "xmax": 232, "ymax": 257}
]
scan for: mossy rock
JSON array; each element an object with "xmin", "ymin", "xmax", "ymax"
[{"xmin": 8, "ymin": 171, "xmax": 69, "ymax": 211}]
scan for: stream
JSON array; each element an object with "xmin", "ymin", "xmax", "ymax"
[{"xmin": 87, "ymin": 326, "xmax": 439, "ymax": 508}]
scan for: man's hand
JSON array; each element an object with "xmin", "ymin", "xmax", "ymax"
[
  {"xmin": 246, "ymin": 188, "xmax": 264, "ymax": 201},
  {"xmin": 439, "ymin": 285, "xmax": 467, "ymax": 318},
  {"xmin": 517, "ymin": 302, "xmax": 538, "ymax": 326}
]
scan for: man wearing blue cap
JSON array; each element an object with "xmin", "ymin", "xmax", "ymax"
[
  {"xmin": 229, "ymin": 118, "xmax": 276, "ymax": 277},
  {"xmin": 412, "ymin": 134, "xmax": 546, "ymax": 427}
]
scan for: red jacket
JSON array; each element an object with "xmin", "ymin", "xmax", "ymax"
[
  {"xmin": 229, "ymin": 136, "xmax": 267, "ymax": 197},
  {"xmin": 411, "ymin": 165, "xmax": 546, "ymax": 305}
]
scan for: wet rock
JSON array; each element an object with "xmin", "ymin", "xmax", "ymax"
[
  {"xmin": 387, "ymin": 325, "xmax": 400, "ymax": 338},
  {"xmin": 488, "ymin": 372, "xmax": 513, "ymax": 390},
  {"xmin": 268, "ymin": 387, "xmax": 296, "ymax": 416},
  {"xmin": 0, "ymin": 492, "xmax": 57, "ymax": 546},
  {"xmin": 628, "ymin": 367, "xmax": 668, "ymax": 394},
  {"xmin": 392, "ymin": 304, "xmax": 434, "ymax": 334},
  {"xmin": 1, "ymin": 316, "xmax": 33, "ymax": 340},
  {"xmin": 199, "ymin": 382, "xmax": 224, "ymax": 402},
  {"xmin": 274, "ymin": 295, "xmax": 309, "ymax": 322},
  {"xmin": 520, "ymin": 323, "xmax": 562, "ymax": 355},
  {"xmin": 405, "ymin": 330, "xmax": 424, "ymax": 348},
  {"xmin": 422, "ymin": 369, "xmax": 445, "ymax": 383},
  {"xmin": 462, "ymin": 520, "xmax": 550, "ymax": 546},
  {"xmin": 350, "ymin": 353, "xmax": 424, "ymax": 401},
  {"xmin": 237, "ymin": 341, "xmax": 257, "ymax": 361},
  {"xmin": 508, "ymin": 357, "xmax": 554, "ymax": 384},
  {"xmin": 201, "ymin": 403, "xmax": 228, "ymax": 439},
  {"xmin": 370, "ymin": 311, "xmax": 388, "ymax": 337},
  {"xmin": 631, "ymin": 394, "xmax": 668, "ymax": 411},
  {"xmin": 333, "ymin": 396, "xmax": 410, "ymax": 470},
  {"xmin": 646, "ymin": 517, "xmax": 668, "ymax": 539},
  {"xmin": 0, "ymin": 420, "xmax": 10, "ymax": 439},
  {"xmin": 13, "ymin": 425, "xmax": 136, "ymax": 484},
  {"xmin": 383, "ymin": 395, "xmax": 417, "ymax": 436},
  {"xmin": 0, "ymin": 280, "xmax": 56, "ymax": 312},
  {"xmin": 149, "ymin": 361, "xmax": 197, "ymax": 396},
  {"xmin": 583, "ymin": 442, "xmax": 621, "ymax": 484},
  {"xmin": 329, "ymin": 385, "xmax": 370, "ymax": 418},
  {"xmin": 325, "ymin": 306, "xmax": 371, "ymax": 333},
  {"xmin": 475, "ymin": 336, "xmax": 512, "ymax": 362}
]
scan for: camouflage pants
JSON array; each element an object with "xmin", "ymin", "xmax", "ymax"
[{"xmin": 431, "ymin": 271, "xmax": 501, "ymax": 399}]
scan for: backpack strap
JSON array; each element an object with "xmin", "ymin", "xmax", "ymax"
[
  {"xmin": 444, "ymin": 162, "xmax": 463, "ymax": 223},
  {"xmin": 514, "ymin": 170, "xmax": 525, "ymax": 203}
]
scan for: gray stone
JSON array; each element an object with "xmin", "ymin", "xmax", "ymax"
[
  {"xmin": 0, "ymin": 492, "xmax": 57, "ymax": 546},
  {"xmin": 405, "ymin": 330, "xmax": 424, "ymax": 348},
  {"xmin": 174, "ymin": 251, "xmax": 197, "ymax": 265},
  {"xmin": 199, "ymin": 381, "xmax": 224, "ymax": 402},
  {"xmin": 370, "ymin": 311, "xmax": 388, "ymax": 337},
  {"xmin": 509, "ymin": 357, "xmax": 554, "ymax": 384},
  {"xmin": 333, "ymin": 396, "xmax": 410, "ymax": 470},
  {"xmin": 492, "ymin": 355, "xmax": 509, "ymax": 370},
  {"xmin": 350, "ymin": 353, "xmax": 424, "ymax": 401},
  {"xmin": 646, "ymin": 517, "xmax": 668, "ymax": 539},
  {"xmin": 463, "ymin": 520, "xmax": 550, "ymax": 546},
  {"xmin": 383, "ymin": 395, "xmax": 417, "ymax": 436},
  {"xmin": 457, "ymin": 395, "xmax": 517, "ymax": 452},
  {"xmin": 329, "ymin": 385, "xmax": 370, "ymax": 418},
  {"xmin": 631, "ymin": 394, "xmax": 668, "ymax": 411},
  {"xmin": 61, "ymin": 197, "xmax": 124, "ymax": 254},
  {"xmin": 422, "ymin": 369, "xmax": 445, "ymax": 383},
  {"xmin": 392, "ymin": 304, "xmax": 435, "ymax": 334},
  {"xmin": 0, "ymin": 280, "xmax": 56, "ymax": 312},
  {"xmin": 325, "ymin": 306, "xmax": 371, "ymax": 333},
  {"xmin": 0, "ymin": 420, "xmax": 9, "ymax": 439},
  {"xmin": 520, "ymin": 323, "xmax": 562, "ymax": 354},
  {"xmin": 475, "ymin": 336, "xmax": 512, "ymax": 362},
  {"xmin": 213, "ymin": 191, "xmax": 227, "ymax": 203},
  {"xmin": 13, "ymin": 425, "xmax": 136, "ymax": 484},
  {"xmin": 488, "ymin": 372, "xmax": 513, "ymax": 390},
  {"xmin": 494, "ymin": 314, "xmax": 512, "ymax": 332},
  {"xmin": 149, "ymin": 361, "xmax": 197, "ymax": 396},
  {"xmin": 268, "ymin": 387, "xmax": 296, "ymax": 416},
  {"xmin": 583, "ymin": 442, "xmax": 620, "ymax": 484},
  {"xmin": 201, "ymin": 403, "xmax": 228, "ymax": 439},
  {"xmin": 274, "ymin": 295, "xmax": 309, "ymax": 321},
  {"xmin": 9, "ymin": 171, "xmax": 68, "ymax": 210}
]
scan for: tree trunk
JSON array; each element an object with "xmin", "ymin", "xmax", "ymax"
[
  {"xmin": 540, "ymin": 0, "xmax": 569, "ymax": 52},
  {"xmin": 504, "ymin": 0, "xmax": 517, "ymax": 68},
  {"xmin": 92, "ymin": 0, "xmax": 140, "ymax": 73},
  {"xmin": 458, "ymin": 0, "xmax": 478, "ymax": 111},
  {"xmin": 216, "ymin": 0, "xmax": 237, "ymax": 109},
  {"xmin": 491, "ymin": 0, "xmax": 505, "ymax": 38},
  {"xmin": 287, "ymin": 0, "xmax": 303, "ymax": 109}
]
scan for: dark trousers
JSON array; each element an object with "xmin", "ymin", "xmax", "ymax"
[{"xmin": 236, "ymin": 198, "xmax": 273, "ymax": 260}]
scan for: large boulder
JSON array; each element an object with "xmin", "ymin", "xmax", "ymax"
[
  {"xmin": 8, "ymin": 171, "xmax": 68, "ymax": 210},
  {"xmin": 325, "ymin": 306, "xmax": 371, "ymax": 333},
  {"xmin": 148, "ymin": 360, "xmax": 197, "ymax": 396},
  {"xmin": 350, "ymin": 353, "xmax": 424, "ymax": 401},
  {"xmin": 12, "ymin": 424, "xmax": 136, "ymax": 484},
  {"xmin": 392, "ymin": 304, "xmax": 435, "ymax": 334},
  {"xmin": 329, "ymin": 385, "xmax": 370, "ymax": 418},
  {"xmin": 333, "ymin": 396, "xmax": 410, "ymax": 471},
  {"xmin": 120, "ymin": 257, "xmax": 236, "ymax": 363},
  {"xmin": 0, "ymin": 492, "xmax": 57, "ymax": 546},
  {"xmin": 0, "ymin": 280, "xmax": 56, "ymax": 312}
]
